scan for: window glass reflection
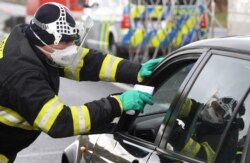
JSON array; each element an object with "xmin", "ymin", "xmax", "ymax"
[
  {"xmin": 218, "ymin": 91, "xmax": 250, "ymax": 163},
  {"xmin": 167, "ymin": 55, "xmax": 250, "ymax": 163},
  {"xmin": 142, "ymin": 64, "xmax": 193, "ymax": 116}
]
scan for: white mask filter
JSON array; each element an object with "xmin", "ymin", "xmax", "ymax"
[
  {"xmin": 36, "ymin": 45, "xmax": 78, "ymax": 67},
  {"xmin": 50, "ymin": 45, "xmax": 78, "ymax": 67},
  {"xmin": 199, "ymin": 105, "xmax": 223, "ymax": 124}
]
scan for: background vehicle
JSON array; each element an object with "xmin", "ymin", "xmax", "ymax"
[
  {"xmin": 62, "ymin": 36, "xmax": 250, "ymax": 163},
  {"xmin": 83, "ymin": 0, "xmax": 208, "ymax": 62}
]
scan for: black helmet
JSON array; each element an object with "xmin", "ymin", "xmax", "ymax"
[{"xmin": 199, "ymin": 97, "xmax": 245, "ymax": 125}]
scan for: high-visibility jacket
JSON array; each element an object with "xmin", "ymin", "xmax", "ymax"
[{"xmin": 0, "ymin": 24, "xmax": 141, "ymax": 162}]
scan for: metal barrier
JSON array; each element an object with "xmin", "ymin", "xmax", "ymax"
[{"xmin": 123, "ymin": 0, "xmax": 210, "ymax": 63}]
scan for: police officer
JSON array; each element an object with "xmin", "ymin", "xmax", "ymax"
[{"xmin": 0, "ymin": 2, "xmax": 162, "ymax": 162}]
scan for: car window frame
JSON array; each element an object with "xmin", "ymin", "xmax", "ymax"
[
  {"xmin": 158, "ymin": 49, "xmax": 211, "ymax": 149},
  {"xmin": 210, "ymin": 49, "xmax": 250, "ymax": 162},
  {"xmin": 114, "ymin": 48, "xmax": 208, "ymax": 150},
  {"xmin": 243, "ymin": 108, "xmax": 250, "ymax": 162},
  {"xmin": 215, "ymin": 85, "xmax": 250, "ymax": 163},
  {"xmin": 159, "ymin": 48, "xmax": 250, "ymax": 162}
]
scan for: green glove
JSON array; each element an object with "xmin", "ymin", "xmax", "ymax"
[
  {"xmin": 139, "ymin": 58, "xmax": 163, "ymax": 78},
  {"xmin": 118, "ymin": 90, "xmax": 154, "ymax": 112}
]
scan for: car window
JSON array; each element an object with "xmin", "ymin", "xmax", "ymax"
[
  {"xmin": 141, "ymin": 64, "xmax": 193, "ymax": 116},
  {"xmin": 166, "ymin": 54, "xmax": 250, "ymax": 162},
  {"xmin": 127, "ymin": 60, "xmax": 196, "ymax": 143},
  {"xmin": 217, "ymin": 90, "xmax": 250, "ymax": 163}
]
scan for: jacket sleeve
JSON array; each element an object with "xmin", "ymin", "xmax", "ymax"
[
  {"xmin": 59, "ymin": 48, "xmax": 141, "ymax": 84},
  {"xmin": 5, "ymin": 70, "xmax": 122, "ymax": 138}
]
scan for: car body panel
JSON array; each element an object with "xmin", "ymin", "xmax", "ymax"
[{"xmin": 62, "ymin": 135, "xmax": 100, "ymax": 163}]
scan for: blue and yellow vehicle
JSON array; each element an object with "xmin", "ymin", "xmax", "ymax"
[{"xmin": 83, "ymin": 0, "xmax": 208, "ymax": 61}]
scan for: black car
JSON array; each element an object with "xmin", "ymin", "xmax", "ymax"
[{"xmin": 62, "ymin": 36, "xmax": 250, "ymax": 163}]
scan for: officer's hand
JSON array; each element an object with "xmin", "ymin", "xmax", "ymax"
[
  {"xmin": 118, "ymin": 90, "xmax": 154, "ymax": 112},
  {"xmin": 138, "ymin": 58, "xmax": 163, "ymax": 81}
]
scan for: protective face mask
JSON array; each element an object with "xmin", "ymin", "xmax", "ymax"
[
  {"xmin": 37, "ymin": 45, "xmax": 78, "ymax": 67},
  {"xmin": 50, "ymin": 45, "xmax": 78, "ymax": 67},
  {"xmin": 199, "ymin": 105, "xmax": 223, "ymax": 124}
]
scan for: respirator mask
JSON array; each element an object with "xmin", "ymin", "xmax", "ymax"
[{"xmin": 199, "ymin": 97, "xmax": 236, "ymax": 124}]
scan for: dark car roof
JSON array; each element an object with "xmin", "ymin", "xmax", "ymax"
[{"xmin": 180, "ymin": 36, "xmax": 250, "ymax": 55}]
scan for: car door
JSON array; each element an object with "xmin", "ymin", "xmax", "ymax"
[
  {"xmin": 89, "ymin": 49, "xmax": 205, "ymax": 162},
  {"xmin": 147, "ymin": 49, "xmax": 250, "ymax": 163}
]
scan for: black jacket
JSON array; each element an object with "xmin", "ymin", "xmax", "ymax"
[{"xmin": 0, "ymin": 24, "xmax": 141, "ymax": 162}]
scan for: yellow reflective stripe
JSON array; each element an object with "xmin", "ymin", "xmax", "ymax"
[
  {"xmin": 201, "ymin": 142, "xmax": 215, "ymax": 163},
  {"xmin": 34, "ymin": 96, "xmax": 63, "ymax": 133},
  {"xmin": 71, "ymin": 106, "xmax": 81, "ymax": 135},
  {"xmin": 82, "ymin": 105, "xmax": 90, "ymax": 133},
  {"xmin": 185, "ymin": 17, "xmax": 196, "ymax": 32},
  {"xmin": 70, "ymin": 105, "xmax": 90, "ymax": 135},
  {"xmin": 179, "ymin": 98, "xmax": 192, "ymax": 118},
  {"xmin": 173, "ymin": 15, "xmax": 196, "ymax": 47},
  {"xmin": 137, "ymin": 73, "xmax": 143, "ymax": 83},
  {"xmin": 130, "ymin": 28, "xmax": 144, "ymax": 47},
  {"xmin": 130, "ymin": 6, "xmax": 145, "ymax": 18},
  {"xmin": 0, "ymin": 153, "xmax": 8, "ymax": 163},
  {"xmin": 150, "ymin": 6, "xmax": 162, "ymax": 19},
  {"xmin": 105, "ymin": 21, "xmax": 110, "ymax": 51},
  {"xmin": 0, "ymin": 35, "xmax": 9, "ymax": 59},
  {"xmin": 110, "ymin": 56, "xmax": 122, "ymax": 81},
  {"xmin": 64, "ymin": 48, "xmax": 89, "ymax": 80},
  {"xmin": 99, "ymin": 54, "xmax": 122, "ymax": 81},
  {"xmin": 111, "ymin": 95, "xmax": 123, "ymax": 112},
  {"xmin": 100, "ymin": 16, "xmax": 107, "ymax": 50},
  {"xmin": 236, "ymin": 151, "xmax": 243, "ymax": 155},
  {"xmin": 0, "ymin": 106, "xmax": 36, "ymax": 130},
  {"xmin": 150, "ymin": 22, "xmax": 173, "ymax": 47},
  {"xmin": 182, "ymin": 138, "xmax": 201, "ymax": 157}
]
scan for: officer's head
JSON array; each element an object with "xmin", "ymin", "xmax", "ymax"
[
  {"xmin": 25, "ymin": 3, "xmax": 93, "ymax": 67},
  {"xmin": 199, "ymin": 96, "xmax": 245, "ymax": 126},
  {"xmin": 26, "ymin": 2, "xmax": 78, "ymax": 46}
]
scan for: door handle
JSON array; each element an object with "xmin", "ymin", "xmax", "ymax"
[{"xmin": 80, "ymin": 146, "xmax": 88, "ymax": 153}]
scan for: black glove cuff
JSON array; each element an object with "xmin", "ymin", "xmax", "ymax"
[{"xmin": 107, "ymin": 96, "xmax": 122, "ymax": 117}]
